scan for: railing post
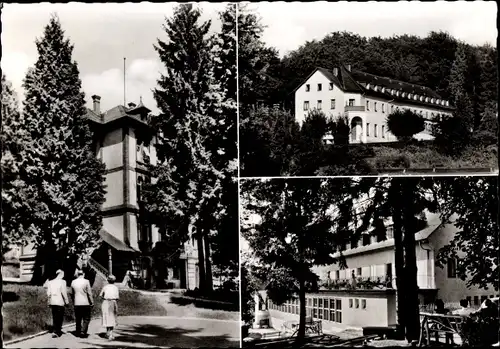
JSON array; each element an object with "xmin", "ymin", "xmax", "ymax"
[{"xmin": 108, "ymin": 247, "xmax": 113, "ymax": 275}]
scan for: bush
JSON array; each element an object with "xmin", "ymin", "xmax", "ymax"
[
  {"xmin": 433, "ymin": 115, "xmax": 472, "ymax": 156},
  {"xmin": 386, "ymin": 109, "xmax": 425, "ymax": 142},
  {"xmin": 461, "ymin": 314, "xmax": 499, "ymax": 346},
  {"xmin": 375, "ymin": 155, "xmax": 411, "ymax": 169}
]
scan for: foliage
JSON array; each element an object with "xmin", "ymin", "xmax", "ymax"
[
  {"xmin": 240, "ymin": 106, "xmax": 299, "ymax": 176},
  {"xmin": 460, "ymin": 313, "xmax": 499, "ymax": 346},
  {"xmin": 144, "ymin": 4, "xmax": 237, "ymax": 292},
  {"xmin": 3, "ymin": 16, "xmax": 106, "ymax": 283},
  {"xmin": 241, "ymin": 178, "xmax": 364, "ymax": 340},
  {"xmin": 435, "ymin": 176, "xmax": 499, "ymax": 290},
  {"xmin": 432, "ymin": 114, "xmax": 472, "ymax": 156},
  {"xmin": 386, "ymin": 109, "xmax": 425, "ymax": 142}
]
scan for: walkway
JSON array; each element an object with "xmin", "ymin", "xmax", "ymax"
[{"xmin": 5, "ymin": 315, "xmax": 240, "ymax": 348}]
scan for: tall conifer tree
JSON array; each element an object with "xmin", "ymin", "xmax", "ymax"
[{"xmin": 11, "ymin": 15, "xmax": 106, "ymax": 283}]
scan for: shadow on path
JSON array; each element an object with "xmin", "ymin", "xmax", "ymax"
[{"xmin": 81, "ymin": 324, "xmax": 239, "ymax": 348}]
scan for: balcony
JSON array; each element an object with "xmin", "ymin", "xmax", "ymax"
[
  {"xmin": 345, "ymin": 105, "xmax": 366, "ymax": 112},
  {"xmin": 321, "ymin": 275, "xmax": 393, "ymax": 290}
]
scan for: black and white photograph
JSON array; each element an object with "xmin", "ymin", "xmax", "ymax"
[
  {"xmin": 2, "ymin": 2, "xmax": 238, "ymax": 348},
  {"xmin": 2, "ymin": 1, "xmax": 499, "ymax": 349},
  {"xmin": 238, "ymin": 2, "xmax": 498, "ymax": 177},
  {"xmin": 240, "ymin": 176, "xmax": 498, "ymax": 347}
]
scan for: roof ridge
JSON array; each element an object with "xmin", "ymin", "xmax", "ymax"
[{"xmin": 352, "ymin": 69, "xmax": 437, "ymax": 93}]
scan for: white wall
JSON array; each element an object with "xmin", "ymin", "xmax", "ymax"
[
  {"xmin": 294, "ymin": 70, "xmax": 345, "ymax": 126},
  {"xmin": 103, "ymin": 216, "xmax": 124, "ymax": 241},
  {"xmin": 103, "ymin": 171, "xmax": 123, "ymax": 208},
  {"xmin": 428, "ymin": 224, "xmax": 497, "ymax": 306}
]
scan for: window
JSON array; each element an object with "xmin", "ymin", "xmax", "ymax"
[
  {"xmin": 350, "ymin": 236, "xmax": 358, "ymax": 248},
  {"xmin": 318, "ymin": 298, "xmax": 323, "ymax": 308},
  {"xmin": 313, "ymin": 298, "xmax": 318, "ymax": 307},
  {"xmin": 447, "ymin": 258, "xmax": 457, "ymax": 278},
  {"xmin": 348, "ymin": 99, "xmax": 355, "ymax": 106},
  {"xmin": 357, "ymin": 267, "xmax": 362, "ymax": 276},
  {"xmin": 306, "ymin": 84, "xmax": 310, "ymax": 92},
  {"xmin": 335, "ymin": 270, "xmax": 340, "ymax": 279},
  {"xmin": 323, "ymin": 309, "xmax": 328, "ymax": 319},
  {"xmin": 307, "ymin": 298, "xmax": 312, "ymax": 307},
  {"xmin": 349, "ymin": 299, "xmax": 353, "ymax": 308},
  {"xmin": 336, "ymin": 311, "xmax": 342, "ymax": 323},
  {"xmin": 317, "ymin": 83, "xmax": 322, "ymax": 91},
  {"xmin": 473, "ymin": 296, "xmax": 479, "ymax": 306},
  {"xmin": 329, "ymin": 83, "xmax": 334, "ymax": 90},
  {"xmin": 374, "ymin": 102, "xmax": 378, "ymax": 112},
  {"xmin": 355, "ymin": 299, "xmax": 360, "ymax": 308},
  {"xmin": 466, "ymin": 296, "xmax": 472, "ymax": 307},
  {"xmin": 331, "ymin": 99, "xmax": 336, "ymax": 109},
  {"xmin": 304, "ymin": 101, "xmax": 309, "ymax": 111},
  {"xmin": 362, "ymin": 299, "xmax": 367, "ymax": 309},
  {"xmin": 366, "ymin": 100, "xmax": 370, "ymax": 110},
  {"xmin": 330, "ymin": 309, "xmax": 336, "ymax": 322},
  {"xmin": 313, "ymin": 308, "xmax": 318, "ymax": 318},
  {"xmin": 336, "ymin": 299, "xmax": 341, "ymax": 310},
  {"xmin": 382, "ymin": 103, "xmax": 385, "ymax": 113},
  {"xmin": 374, "ymin": 124, "xmax": 378, "ymax": 137},
  {"xmin": 391, "ymin": 105, "xmax": 394, "ymax": 113},
  {"xmin": 367, "ymin": 123, "xmax": 370, "ymax": 136},
  {"xmin": 317, "ymin": 100, "xmax": 322, "ymax": 109},
  {"xmin": 382, "ymin": 125, "xmax": 385, "ymax": 138}
]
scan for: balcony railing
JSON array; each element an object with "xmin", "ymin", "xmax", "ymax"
[
  {"xmin": 321, "ymin": 275, "xmax": 393, "ymax": 290},
  {"xmin": 345, "ymin": 106, "xmax": 366, "ymax": 112}
]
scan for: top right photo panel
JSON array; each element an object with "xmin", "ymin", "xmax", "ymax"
[{"xmin": 238, "ymin": 1, "xmax": 498, "ymax": 177}]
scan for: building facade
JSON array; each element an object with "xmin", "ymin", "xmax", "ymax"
[
  {"xmin": 294, "ymin": 65, "xmax": 454, "ymax": 143},
  {"xmin": 17, "ymin": 95, "xmax": 199, "ymax": 289},
  {"xmin": 266, "ymin": 212, "xmax": 498, "ymax": 330}
]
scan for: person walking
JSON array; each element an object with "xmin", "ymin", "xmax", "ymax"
[
  {"xmin": 71, "ymin": 269, "xmax": 94, "ymax": 338},
  {"xmin": 47, "ymin": 269, "xmax": 69, "ymax": 337},
  {"xmin": 100, "ymin": 275, "xmax": 120, "ymax": 340}
]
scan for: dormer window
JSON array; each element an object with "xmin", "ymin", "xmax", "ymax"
[
  {"xmin": 414, "ymin": 94, "xmax": 418, "ymax": 100},
  {"xmin": 408, "ymin": 93, "xmax": 412, "ymax": 99},
  {"xmin": 431, "ymin": 98, "xmax": 435, "ymax": 103},
  {"xmin": 425, "ymin": 97, "xmax": 429, "ymax": 102},
  {"xmin": 396, "ymin": 91, "xmax": 400, "ymax": 97},
  {"xmin": 402, "ymin": 92, "xmax": 406, "ymax": 98},
  {"xmin": 306, "ymin": 84, "xmax": 310, "ymax": 92},
  {"xmin": 446, "ymin": 101, "xmax": 450, "ymax": 107},
  {"xmin": 436, "ymin": 99, "xmax": 441, "ymax": 105},
  {"xmin": 420, "ymin": 96, "xmax": 424, "ymax": 101},
  {"xmin": 381, "ymin": 87, "xmax": 386, "ymax": 93}
]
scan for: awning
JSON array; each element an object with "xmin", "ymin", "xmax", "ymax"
[{"xmin": 99, "ymin": 229, "xmax": 140, "ymax": 253}]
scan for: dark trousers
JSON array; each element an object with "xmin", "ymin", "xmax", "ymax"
[
  {"xmin": 74, "ymin": 306, "xmax": 91, "ymax": 335},
  {"xmin": 51, "ymin": 305, "xmax": 65, "ymax": 335}
]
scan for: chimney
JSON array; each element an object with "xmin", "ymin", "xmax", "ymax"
[
  {"xmin": 128, "ymin": 102, "xmax": 137, "ymax": 109},
  {"xmin": 333, "ymin": 67, "xmax": 339, "ymax": 76},
  {"xmin": 92, "ymin": 95, "xmax": 101, "ymax": 114},
  {"xmin": 346, "ymin": 64, "xmax": 351, "ymax": 72}
]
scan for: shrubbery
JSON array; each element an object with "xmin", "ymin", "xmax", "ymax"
[{"xmin": 461, "ymin": 314, "xmax": 499, "ymax": 346}]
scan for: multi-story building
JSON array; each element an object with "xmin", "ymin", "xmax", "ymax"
[
  {"xmin": 16, "ymin": 95, "xmax": 199, "ymax": 289},
  {"xmin": 265, "ymin": 211, "xmax": 498, "ymax": 331},
  {"xmin": 294, "ymin": 64, "xmax": 454, "ymax": 143}
]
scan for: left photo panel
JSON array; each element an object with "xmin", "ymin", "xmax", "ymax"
[{"xmin": 1, "ymin": 2, "xmax": 239, "ymax": 348}]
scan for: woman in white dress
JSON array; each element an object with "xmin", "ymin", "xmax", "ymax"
[{"xmin": 100, "ymin": 275, "xmax": 119, "ymax": 340}]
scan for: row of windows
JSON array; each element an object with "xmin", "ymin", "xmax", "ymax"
[
  {"xmin": 305, "ymin": 83, "xmax": 334, "ymax": 92},
  {"xmin": 327, "ymin": 263, "xmax": 392, "ymax": 281},
  {"xmin": 303, "ymin": 99, "xmax": 353, "ymax": 111},
  {"xmin": 365, "ymin": 84, "xmax": 450, "ymax": 106},
  {"xmin": 270, "ymin": 297, "xmax": 343, "ymax": 323},
  {"xmin": 467, "ymin": 295, "xmax": 499, "ymax": 306},
  {"xmin": 367, "ymin": 101, "xmax": 387, "ymax": 113},
  {"xmin": 366, "ymin": 123, "xmax": 385, "ymax": 138}
]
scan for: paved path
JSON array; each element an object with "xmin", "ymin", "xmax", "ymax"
[{"xmin": 6, "ymin": 316, "xmax": 240, "ymax": 348}]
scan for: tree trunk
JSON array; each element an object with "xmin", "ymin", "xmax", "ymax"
[
  {"xmin": 390, "ymin": 181, "xmax": 406, "ymax": 339},
  {"xmin": 31, "ymin": 239, "xmax": 57, "ymax": 285},
  {"xmin": 402, "ymin": 180, "xmax": 421, "ymax": 343},
  {"xmin": 204, "ymin": 232, "xmax": 213, "ymax": 292},
  {"xmin": 296, "ymin": 276, "xmax": 307, "ymax": 344},
  {"xmin": 196, "ymin": 232, "xmax": 206, "ymax": 293}
]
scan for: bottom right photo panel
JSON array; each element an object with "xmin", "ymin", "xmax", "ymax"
[{"xmin": 240, "ymin": 176, "xmax": 498, "ymax": 348}]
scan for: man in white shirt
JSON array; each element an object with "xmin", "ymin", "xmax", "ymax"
[
  {"xmin": 452, "ymin": 299, "xmax": 475, "ymax": 317},
  {"xmin": 47, "ymin": 269, "xmax": 69, "ymax": 337},
  {"xmin": 71, "ymin": 269, "xmax": 94, "ymax": 338}
]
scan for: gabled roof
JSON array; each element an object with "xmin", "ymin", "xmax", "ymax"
[{"xmin": 84, "ymin": 102, "xmax": 150, "ymax": 125}]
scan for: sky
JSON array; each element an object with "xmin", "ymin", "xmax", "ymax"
[
  {"xmin": 1, "ymin": 2, "xmax": 226, "ymax": 114},
  {"xmin": 250, "ymin": 1, "xmax": 497, "ymax": 57}
]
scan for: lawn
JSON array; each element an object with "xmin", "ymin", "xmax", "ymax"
[
  {"xmin": 368, "ymin": 143, "xmax": 498, "ymax": 171},
  {"xmin": 2, "ymin": 282, "xmax": 169, "ymax": 342}
]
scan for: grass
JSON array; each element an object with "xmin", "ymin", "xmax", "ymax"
[
  {"xmin": 2, "ymin": 283, "xmax": 169, "ymax": 342},
  {"xmin": 369, "ymin": 143, "xmax": 498, "ymax": 171}
]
